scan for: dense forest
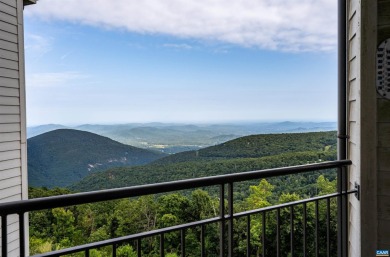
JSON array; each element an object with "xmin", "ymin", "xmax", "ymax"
[
  {"xmin": 29, "ymin": 131, "xmax": 339, "ymax": 256},
  {"xmin": 30, "ymin": 174, "xmax": 337, "ymax": 257},
  {"xmin": 71, "ymin": 131, "xmax": 337, "ymax": 192}
]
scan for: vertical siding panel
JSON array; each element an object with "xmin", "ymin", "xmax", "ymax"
[
  {"xmin": 0, "ymin": 150, "xmax": 19, "ymax": 162},
  {"xmin": 0, "ymin": 0, "xmax": 17, "ymax": 7},
  {"xmin": 0, "ymin": 0, "xmax": 29, "ymax": 256},
  {"xmin": 0, "ymin": 2, "xmax": 16, "ymax": 16},
  {"xmin": 348, "ymin": 79, "xmax": 358, "ymax": 101},
  {"xmin": 347, "ymin": 0, "xmax": 363, "ymax": 256},
  {"xmin": 349, "ymin": 121, "xmax": 358, "ymax": 145},
  {"xmin": 0, "ymin": 132, "xmax": 20, "ymax": 142},
  {"xmin": 349, "ymin": 35, "xmax": 358, "ymax": 61},
  {"xmin": 348, "ymin": 57, "xmax": 358, "ymax": 81},
  {"xmin": 348, "ymin": 100, "xmax": 358, "ymax": 121},
  {"xmin": 0, "ymin": 49, "xmax": 17, "ymax": 62},
  {"xmin": 0, "ymin": 123, "xmax": 20, "ymax": 132},
  {"xmin": 349, "ymin": 0, "xmax": 358, "ymax": 19},
  {"xmin": 0, "ymin": 85, "xmax": 18, "ymax": 96},
  {"xmin": 0, "ymin": 159, "xmax": 20, "ymax": 171},
  {"xmin": 0, "ymin": 176, "xmax": 20, "ymax": 190},
  {"xmin": 0, "ymin": 114, "xmax": 19, "ymax": 123},
  {"xmin": 0, "ymin": 11, "xmax": 18, "ymax": 26},
  {"xmin": 0, "ymin": 167, "xmax": 20, "ymax": 179},
  {"xmin": 17, "ymin": 1, "xmax": 29, "ymax": 255}
]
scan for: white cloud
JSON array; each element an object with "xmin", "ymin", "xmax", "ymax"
[
  {"xmin": 25, "ymin": 0, "xmax": 337, "ymax": 52},
  {"xmin": 26, "ymin": 71, "xmax": 89, "ymax": 88},
  {"xmin": 25, "ymin": 34, "xmax": 53, "ymax": 57},
  {"xmin": 163, "ymin": 43, "xmax": 193, "ymax": 50}
]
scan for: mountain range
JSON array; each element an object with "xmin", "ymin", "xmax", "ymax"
[
  {"xmin": 27, "ymin": 122, "xmax": 337, "ymax": 154},
  {"xmin": 69, "ymin": 131, "xmax": 337, "ymax": 192},
  {"xmin": 27, "ymin": 129, "xmax": 166, "ymax": 188}
]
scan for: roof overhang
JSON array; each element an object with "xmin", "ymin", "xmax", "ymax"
[{"xmin": 23, "ymin": 0, "xmax": 37, "ymax": 6}]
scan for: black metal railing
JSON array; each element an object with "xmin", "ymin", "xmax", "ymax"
[{"xmin": 0, "ymin": 160, "xmax": 354, "ymax": 257}]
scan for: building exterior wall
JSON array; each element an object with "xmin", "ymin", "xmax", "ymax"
[
  {"xmin": 377, "ymin": 0, "xmax": 390, "ymax": 249},
  {"xmin": 0, "ymin": 0, "xmax": 29, "ymax": 256},
  {"xmin": 347, "ymin": 1, "xmax": 362, "ymax": 255},
  {"xmin": 347, "ymin": 0, "xmax": 378, "ymax": 256}
]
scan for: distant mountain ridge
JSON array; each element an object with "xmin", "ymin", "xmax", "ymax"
[
  {"xmin": 27, "ymin": 122, "xmax": 337, "ymax": 154},
  {"xmin": 27, "ymin": 124, "xmax": 68, "ymax": 138},
  {"xmin": 28, "ymin": 129, "xmax": 166, "ymax": 188},
  {"xmin": 70, "ymin": 131, "xmax": 337, "ymax": 192},
  {"xmin": 153, "ymin": 131, "xmax": 337, "ymax": 165}
]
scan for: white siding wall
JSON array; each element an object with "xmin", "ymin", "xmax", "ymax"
[
  {"xmin": 0, "ymin": 0, "xmax": 28, "ymax": 256},
  {"xmin": 347, "ymin": 1, "xmax": 362, "ymax": 256},
  {"xmin": 347, "ymin": 0, "xmax": 378, "ymax": 256}
]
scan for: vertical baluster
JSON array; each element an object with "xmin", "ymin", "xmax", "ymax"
[
  {"xmin": 201, "ymin": 224, "xmax": 205, "ymax": 257},
  {"xmin": 290, "ymin": 206, "xmax": 294, "ymax": 257},
  {"xmin": 112, "ymin": 243, "xmax": 117, "ymax": 257},
  {"xmin": 303, "ymin": 203, "xmax": 307, "ymax": 257},
  {"xmin": 228, "ymin": 182, "xmax": 233, "ymax": 257},
  {"xmin": 343, "ymin": 166, "xmax": 349, "ymax": 257},
  {"xmin": 19, "ymin": 213, "xmax": 25, "ymax": 257},
  {"xmin": 85, "ymin": 249, "xmax": 90, "ymax": 257},
  {"xmin": 181, "ymin": 229, "xmax": 186, "ymax": 257},
  {"xmin": 246, "ymin": 215, "xmax": 250, "ymax": 257},
  {"xmin": 160, "ymin": 233, "xmax": 165, "ymax": 257},
  {"xmin": 337, "ymin": 165, "xmax": 346, "ymax": 257},
  {"xmin": 220, "ymin": 184, "xmax": 225, "ymax": 257},
  {"xmin": 277, "ymin": 209, "xmax": 280, "ymax": 257},
  {"xmin": 1, "ymin": 215, "xmax": 7, "ymax": 257},
  {"xmin": 315, "ymin": 200, "xmax": 319, "ymax": 257},
  {"xmin": 327, "ymin": 198, "xmax": 331, "ymax": 257},
  {"xmin": 262, "ymin": 212, "xmax": 266, "ymax": 257},
  {"xmin": 137, "ymin": 238, "xmax": 142, "ymax": 257}
]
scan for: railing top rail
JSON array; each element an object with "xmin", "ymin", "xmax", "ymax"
[{"xmin": 0, "ymin": 160, "xmax": 351, "ymax": 215}]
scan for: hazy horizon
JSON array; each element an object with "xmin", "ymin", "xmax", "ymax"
[
  {"xmin": 27, "ymin": 119, "xmax": 338, "ymax": 128},
  {"xmin": 25, "ymin": 1, "xmax": 338, "ymax": 126}
]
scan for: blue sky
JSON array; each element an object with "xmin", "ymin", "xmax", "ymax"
[{"xmin": 24, "ymin": 0, "xmax": 338, "ymax": 126}]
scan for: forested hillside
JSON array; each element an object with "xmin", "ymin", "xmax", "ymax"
[
  {"xmin": 153, "ymin": 131, "xmax": 336, "ymax": 164},
  {"xmin": 28, "ymin": 129, "xmax": 166, "ymax": 188},
  {"xmin": 70, "ymin": 131, "xmax": 337, "ymax": 192},
  {"xmin": 29, "ymin": 131, "xmax": 339, "ymax": 256}
]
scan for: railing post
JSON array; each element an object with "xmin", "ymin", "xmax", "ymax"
[
  {"xmin": 19, "ymin": 213, "xmax": 25, "ymax": 257},
  {"xmin": 290, "ymin": 206, "xmax": 294, "ymax": 257},
  {"xmin": 276, "ymin": 208, "xmax": 280, "ymax": 257},
  {"xmin": 160, "ymin": 233, "xmax": 165, "ymax": 257},
  {"xmin": 246, "ymin": 215, "xmax": 251, "ymax": 257},
  {"xmin": 343, "ymin": 166, "xmax": 349, "ymax": 257},
  {"xmin": 337, "ymin": 0, "xmax": 348, "ymax": 254},
  {"xmin": 337, "ymin": 166, "xmax": 348, "ymax": 257},
  {"xmin": 137, "ymin": 238, "xmax": 142, "ymax": 257},
  {"xmin": 228, "ymin": 183, "xmax": 233, "ymax": 257},
  {"xmin": 180, "ymin": 230, "xmax": 185, "ymax": 257},
  {"xmin": 1, "ymin": 215, "xmax": 7, "ymax": 257},
  {"xmin": 220, "ymin": 184, "xmax": 225, "ymax": 257},
  {"xmin": 303, "ymin": 203, "xmax": 307, "ymax": 257},
  {"xmin": 201, "ymin": 225, "xmax": 205, "ymax": 257}
]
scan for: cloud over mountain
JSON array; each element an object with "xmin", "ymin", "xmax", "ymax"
[{"xmin": 26, "ymin": 0, "xmax": 337, "ymax": 52}]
